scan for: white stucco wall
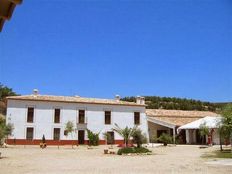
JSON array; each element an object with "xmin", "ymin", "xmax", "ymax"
[{"xmin": 6, "ymin": 99, "xmax": 148, "ymax": 141}]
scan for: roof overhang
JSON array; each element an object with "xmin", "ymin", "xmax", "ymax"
[
  {"xmin": 147, "ymin": 116, "xmax": 176, "ymax": 129},
  {"xmin": 0, "ymin": 0, "xmax": 23, "ymax": 32}
]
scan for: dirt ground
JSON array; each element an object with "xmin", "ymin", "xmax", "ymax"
[{"xmin": 0, "ymin": 145, "xmax": 232, "ymax": 174}]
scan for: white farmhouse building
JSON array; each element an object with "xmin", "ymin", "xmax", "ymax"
[{"xmin": 6, "ymin": 90, "xmax": 148, "ymax": 145}]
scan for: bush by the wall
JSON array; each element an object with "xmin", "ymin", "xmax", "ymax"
[
  {"xmin": 117, "ymin": 147, "xmax": 151, "ymax": 155},
  {"xmin": 87, "ymin": 129, "xmax": 99, "ymax": 146}
]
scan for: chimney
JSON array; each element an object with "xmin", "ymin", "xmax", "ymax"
[
  {"xmin": 140, "ymin": 97, "xmax": 145, "ymax": 105},
  {"xmin": 115, "ymin": 95, "xmax": 120, "ymax": 102},
  {"xmin": 33, "ymin": 89, "xmax": 39, "ymax": 96},
  {"xmin": 136, "ymin": 96, "xmax": 145, "ymax": 105},
  {"xmin": 136, "ymin": 96, "xmax": 141, "ymax": 104}
]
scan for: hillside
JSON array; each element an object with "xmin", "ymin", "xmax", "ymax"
[{"xmin": 121, "ymin": 96, "xmax": 228, "ymax": 112}]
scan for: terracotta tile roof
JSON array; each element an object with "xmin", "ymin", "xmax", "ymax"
[
  {"xmin": 146, "ymin": 109, "xmax": 219, "ymax": 126},
  {"xmin": 6, "ymin": 95, "xmax": 145, "ymax": 107}
]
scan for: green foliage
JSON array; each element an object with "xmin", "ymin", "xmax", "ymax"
[
  {"xmin": 0, "ymin": 83, "xmax": 18, "ymax": 115},
  {"xmin": 112, "ymin": 123, "xmax": 137, "ymax": 147},
  {"xmin": 121, "ymin": 96, "xmax": 227, "ymax": 111},
  {"xmin": 132, "ymin": 129, "xmax": 147, "ymax": 148},
  {"xmin": 65, "ymin": 121, "xmax": 74, "ymax": 135},
  {"xmin": 0, "ymin": 83, "xmax": 18, "ymax": 100},
  {"xmin": 87, "ymin": 129, "xmax": 100, "ymax": 146},
  {"xmin": 199, "ymin": 123, "xmax": 209, "ymax": 137},
  {"xmin": 156, "ymin": 133, "xmax": 172, "ymax": 146},
  {"xmin": 0, "ymin": 114, "xmax": 14, "ymax": 145},
  {"xmin": 117, "ymin": 147, "xmax": 151, "ymax": 155},
  {"xmin": 199, "ymin": 123, "xmax": 209, "ymax": 145},
  {"xmin": 202, "ymin": 150, "xmax": 232, "ymax": 159},
  {"xmin": 220, "ymin": 104, "xmax": 232, "ymax": 146}
]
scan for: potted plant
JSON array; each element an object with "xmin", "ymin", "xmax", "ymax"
[{"xmin": 40, "ymin": 134, "xmax": 47, "ymax": 149}]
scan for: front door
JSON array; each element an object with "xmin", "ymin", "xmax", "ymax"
[
  {"xmin": 107, "ymin": 131, "xmax": 115, "ymax": 144},
  {"xmin": 78, "ymin": 130, "xmax": 85, "ymax": 144}
]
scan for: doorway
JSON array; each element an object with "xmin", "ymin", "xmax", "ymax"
[
  {"xmin": 78, "ymin": 130, "xmax": 85, "ymax": 144},
  {"xmin": 107, "ymin": 131, "xmax": 115, "ymax": 144}
]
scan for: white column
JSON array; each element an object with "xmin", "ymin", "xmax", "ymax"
[
  {"xmin": 193, "ymin": 130, "xmax": 196, "ymax": 143},
  {"xmin": 173, "ymin": 127, "xmax": 176, "ymax": 144},
  {"xmin": 186, "ymin": 130, "xmax": 190, "ymax": 144}
]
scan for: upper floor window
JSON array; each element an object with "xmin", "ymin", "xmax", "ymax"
[
  {"xmin": 54, "ymin": 108, "xmax": 60, "ymax": 123},
  {"xmin": 79, "ymin": 110, "xmax": 85, "ymax": 124},
  {"xmin": 27, "ymin": 107, "xmax": 34, "ymax": 123},
  {"xmin": 105, "ymin": 111, "xmax": 111, "ymax": 125},
  {"xmin": 134, "ymin": 112, "xmax": 140, "ymax": 125},
  {"xmin": 26, "ymin": 127, "xmax": 34, "ymax": 140}
]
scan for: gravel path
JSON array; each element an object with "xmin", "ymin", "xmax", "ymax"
[{"xmin": 0, "ymin": 145, "xmax": 231, "ymax": 174}]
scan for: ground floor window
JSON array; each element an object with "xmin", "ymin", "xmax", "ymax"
[
  {"xmin": 26, "ymin": 127, "xmax": 34, "ymax": 140},
  {"xmin": 53, "ymin": 128, "xmax": 61, "ymax": 140}
]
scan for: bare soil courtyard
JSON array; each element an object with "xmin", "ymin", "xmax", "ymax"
[{"xmin": 0, "ymin": 145, "xmax": 232, "ymax": 174}]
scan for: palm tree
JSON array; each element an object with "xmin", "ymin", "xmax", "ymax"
[
  {"xmin": 199, "ymin": 122, "xmax": 209, "ymax": 145},
  {"xmin": 65, "ymin": 121, "xmax": 75, "ymax": 148},
  {"xmin": 112, "ymin": 123, "xmax": 137, "ymax": 147}
]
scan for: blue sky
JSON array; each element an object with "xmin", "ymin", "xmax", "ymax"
[{"xmin": 0, "ymin": 0, "xmax": 231, "ymax": 102}]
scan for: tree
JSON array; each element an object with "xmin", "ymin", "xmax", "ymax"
[
  {"xmin": 199, "ymin": 122, "xmax": 209, "ymax": 145},
  {"xmin": 156, "ymin": 133, "xmax": 172, "ymax": 146},
  {"xmin": 0, "ymin": 83, "xmax": 18, "ymax": 115},
  {"xmin": 65, "ymin": 121, "xmax": 75, "ymax": 148},
  {"xmin": 132, "ymin": 129, "xmax": 147, "ymax": 148},
  {"xmin": 0, "ymin": 114, "xmax": 13, "ymax": 146},
  {"xmin": 218, "ymin": 125, "xmax": 227, "ymax": 151},
  {"xmin": 220, "ymin": 104, "xmax": 232, "ymax": 151},
  {"xmin": 0, "ymin": 84, "xmax": 17, "ymax": 100},
  {"xmin": 121, "ymin": 96, "xmax": 226, "ymax": 111},
  {"xmin": 112, "ymin": 123, "xmax": 137, "ymax": 147},
  {"xmin": 87, "ymin": 129, "xmax": 99, "ymax": 146}
]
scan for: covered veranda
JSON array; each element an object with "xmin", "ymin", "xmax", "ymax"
[
  {"xmin": 147, "ymin": 116, "xmax": 176, "ymax": 144},
  {"xmin": 177, "ymin": 116, "xmax": 222, "ymax": 145}
]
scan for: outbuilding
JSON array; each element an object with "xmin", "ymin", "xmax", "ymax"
[{"xmin": 177, "ymin": 116, "xmax": 221, "ymax": 145}]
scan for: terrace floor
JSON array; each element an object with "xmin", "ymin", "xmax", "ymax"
[{"xmin": 0, "ymin": 144, "xmax": 231, "ymax": 174}]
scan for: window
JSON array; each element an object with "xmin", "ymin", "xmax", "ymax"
[
  {"xmin": 26, "ymin": 127, "xmax": 34, "ymax": 140},
  {"xmin": 105, "ymin": 111, "xmax": 111, "ymax": 124},
  {"xmin": 53, "ymin": 128, "xmax": 60, "ymax": 140},
  {"xmin": 134, "ymin": 112, "xmax": 140, "ymax": 125},
  {"xmin": 54, "ymin": 108, "xmax": 60, "ymax": 123},
  {"xmin": 79, "ymin": 110, "xmax": 85, "ymax": 124},
  {"xmin": 27, "ymin": 107, "xmax": 34, "ymax": 123}
]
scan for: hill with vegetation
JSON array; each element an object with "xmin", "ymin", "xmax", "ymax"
[{"xmin": 122, "ymin": 96, "xmax": 229, "ymax": 112}]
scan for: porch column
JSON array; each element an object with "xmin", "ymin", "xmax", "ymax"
[
  {"xmin": 173, "ymin": 127, "xmax": 176, "ymax": 144},
  {"xmin": 186, "ymin": 129, "xmax": 190, "ymax": 144}
]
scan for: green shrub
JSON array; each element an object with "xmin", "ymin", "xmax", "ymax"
[
  {"xmin": 156, "ymin": 133, "xmax": 172, "ymax": 146},
  {"xmin": 117, "ymin": 147, "xmax": 151, "ymax": 155},
  {"xmin": 132, "ymin": 129, "xmax": 147, "ymax": 148},
  {"xmin": 87, "ymin": 129, "xmax": 99, "ymax": 146}
]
